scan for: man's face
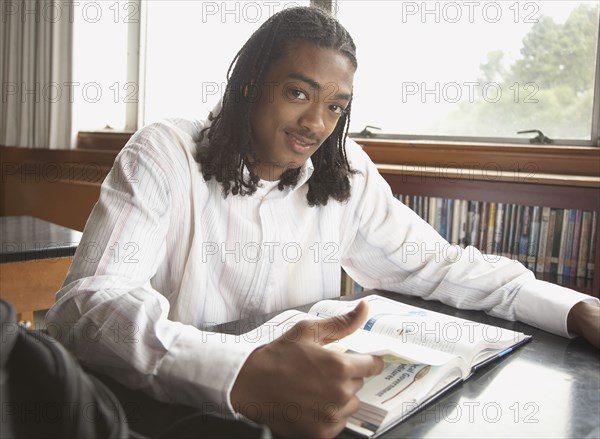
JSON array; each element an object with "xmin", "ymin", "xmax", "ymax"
[{"xmin": 249, "ymin": 42, "xmax": 355, "ymax": 181}]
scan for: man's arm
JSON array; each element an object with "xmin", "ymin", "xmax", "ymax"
[
  {"xmin": 567, "ymin": 301, "xmax": 600, "ymax": 348},
  {"xmin": 231, "ymin": 301, "xmax": 384, "ymax": 439},
  {"xmin": 47, "ymin": 126, "xmax": 255, "ymax": 411},
  {"xmin": 339, "ymin": 140, "xmax": 600, "ymax": 348}
]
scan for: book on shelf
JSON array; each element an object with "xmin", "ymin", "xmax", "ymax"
[
  {"xmin": 353, "ymin": 192, "xmax": 597, "ymax": 297},
  {"xmin": 506, "ymin": 204, "xmax": 518, "ymax": 259},
  {"xmin": 244, "ymin": 295, "xmax": 531, "ymax": 438},
  {"xmin": 441, "ymin": 199, "xmax": 448, "ymax": 239},
  {"xmin": 468, "ymin": 201, "xmax": 480, "ymax": 247},
  {"xmin": 478, "ymin": 201, "xmax": 489, "ymax": 252},
  {"xmin": 527, "ymin": 206, "xmax": 541, "ymax": 270},
  {"xmin": 544, "ymin": 209, "xmax": 557, "ymax": 274},
  {"xmin": 536, "ymin": 207, "xmax": 551, "ymax": 274},
  {"xmin": 512, "ymin": 204, "xmax": 523, "ymax": 260},
  {"xmin": 551, "ymin": 209, "xmax": 565, "ymax": 275},
  {"xmin": 569, "ymin": 210, "xmax": 583, "ymax": 278},
  {"xmin": 486, "ymin": 202, "xmax": 496, "ymax": 254},
  {"xmin": 436, "ymin": 199, "xmax": 444, "ymax": 236},
  {"xmin": 560, "ymin": 210, "xmax": 576, "ymax": 277},
  {"xmin": 518, "ymin": 205, "xmax": 531, "ymax": 266},
  {"xmin": 493, "ymin": 202, "xmax": 504, "ymax": 255},
  {"xmin": 577, "ymin": 211, "xmax": 592, "ymax": 279},
  {"xmin": 587, "ymin": 212, "xmax": 598, "ymax": 280},
  {"xmin": 396, "ymin": 194, "xmax": 597, "ymax": 285},
  {"xmin": 458, "ymin": 200, "xmax": 469, "ymax": 247},
  {"xmin": 428, "ymin": 198, "xmax": 436, "ymax": 232},
  {"xmin": 451, "ymin": 199, "xmax": 461, "ymax": 245}
]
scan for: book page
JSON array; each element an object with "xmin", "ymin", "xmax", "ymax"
[
  {"xmin": 330, "ymin": 325, "xmax": 458, "ymax": 367},
  {"xmin": 309, "ymin": 295, "xmax": 526, "ymax": 365},
  {"xmin": 348, "ymin": 360, "xmax": 462, "ymax": 433},
  {"xmin": 241, "ymin": 309, "xmax": 457, "ymax": 366}
]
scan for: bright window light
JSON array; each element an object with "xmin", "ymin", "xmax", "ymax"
[
  {"xmin": 72, "ymin": 1, "xmax": 131, "ymax": 134},
  {"xmin": 142, "ymin": 0, "xmax": 310, "ymax": 125},
  {"xmin": 336, "ymin": 1, "xmax": 599, "ymax": 141}
]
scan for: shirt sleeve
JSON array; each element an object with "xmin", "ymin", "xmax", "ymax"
[
  {"xmin": 340, "ymin": 139, "xmax": 599, "ymax": 337},
  {"xmin": 46, "ymin": 123, "xmax": 256, "ymax": 416},
  {"xmin": 515, "ymin": 279, "xmax": 599, "ymax": 337}
]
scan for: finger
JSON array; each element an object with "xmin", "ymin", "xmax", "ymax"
[
  {"xmin": 322, "ymin": 395, "xmax": 361, "ymax": 424},
  {"xmin": 338, "ymin": 395, "xmax": 361, "ymax": 419},
  {"xmin": 344, "ymin": 353, "xmax": 385, "ymax": 378},
  {"xmin": 349, "ymin": 376, "xmax": 366, "ymax": 393},
  {"xmin": 310, "ymin": 300, "xmax": 370, "ymax": 345}
]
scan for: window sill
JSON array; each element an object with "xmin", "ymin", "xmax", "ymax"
[
  {"xmin": 76, "ymin": 130, "xmax": 134, "ymax": 151},
  {"xmin": 353, "ymin": 137, "xmax": 600, "ymax": 178}
]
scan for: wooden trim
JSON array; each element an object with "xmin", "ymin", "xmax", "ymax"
[
  {"xmin": 76, "ymin": 130, "xmax": 134, "ymax": 151},
  {"xmin": 381, "ymin": 172, "xmax": 600, "ymax": 212},
  {"xmin": 355, "ymin": 138, "xmax": 600, "ymax": 177},
  {"xmin": 376, "ymin": 165, "xmax": 600, "ymax": 188},
  {"xmin": 1, "ymin": 145, "xmax": 119, "ymax": 167}
]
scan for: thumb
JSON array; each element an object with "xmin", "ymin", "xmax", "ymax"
[{"xmin": 310, "ymin": 300, "xmax": 370, "ymax": 345}]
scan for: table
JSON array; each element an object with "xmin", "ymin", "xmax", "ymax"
[
  {"xmin": 0, "ymin": 215, "xmax": 82, "ymax": 322},
  {"xmin": 215, "ymin": 290, "xmax": 600, "ymax": 438}
]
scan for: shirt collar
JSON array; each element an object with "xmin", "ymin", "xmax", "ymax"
[
  {"xmin": 240, "ymin": 157, "xmax": 314, "ymax": 197},
  {"xmin": 295, "ymin": 157, "xmax": 314, "ymax": 189}
]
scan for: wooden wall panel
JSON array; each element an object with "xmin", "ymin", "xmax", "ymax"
[
  {"xmin": 1, "ymin": 146, "xmax": 117, "ymax": 231},
  {"xmin": 0, "ymin": 256, "xmax": 73, "ymax": 322}
]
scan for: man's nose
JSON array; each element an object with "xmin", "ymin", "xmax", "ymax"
[{"xmin": 298, "ymin": 103, "xmax": 325, "ymax": 134}]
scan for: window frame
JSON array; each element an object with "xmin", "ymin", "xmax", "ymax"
[
  {"xmin": 336, "ymin": 1, "xmax": 600, "ymax": 148},
  {"xmin": 93, "ymin": 0, "xmax": 600, "ymax": 150}
]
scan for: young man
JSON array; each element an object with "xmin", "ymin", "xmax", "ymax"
[{"xmin": 47, "ymin": 6, "xmax": 599, "ymax": 439}]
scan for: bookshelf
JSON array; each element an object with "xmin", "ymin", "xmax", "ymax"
[{"xmin": 376, "ymin": 165, "xmax": 600, "ymax": 297}]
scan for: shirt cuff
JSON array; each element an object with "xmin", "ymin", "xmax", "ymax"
[
  {"xmin": 515, "ymin": 279, "xmax": 600, "ymax": 338},
  {"xmin": 155, "ymin": 324, "xmax": 262, "ymax": 418}
]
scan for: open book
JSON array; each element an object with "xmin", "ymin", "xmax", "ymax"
[{"xmin": 243, "ymin": 294, "xmax": 531, "ymax": 438}]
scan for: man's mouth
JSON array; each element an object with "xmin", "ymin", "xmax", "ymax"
[
  {"xmin": 285, "ymin": 131, "xmax": 318, "ymax": 152},
  {"xmin": 291, "ymin": 134, "xmax": 312, "ymax": 146}
]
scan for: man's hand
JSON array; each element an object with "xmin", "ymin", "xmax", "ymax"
[
  {"xmin": 567, "ymin": 301, "xmax": 600, "ymax": 348},
  {"xmin": 231, "ymin": 301, "xmax": 384, "ymax": 438}
]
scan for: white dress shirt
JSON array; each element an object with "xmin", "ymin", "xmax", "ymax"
[{"xmin": 47, "ymin": 116, "xmax": 597, "ymax": 415}]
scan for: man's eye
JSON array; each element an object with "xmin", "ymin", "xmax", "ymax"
[
  {"xmin": 289, "ymin": 89, "xmax": 308, "ymax": 100},
  {"xmin": 330, "ymin": 104, "xmax": 346, "ymax": 115}
]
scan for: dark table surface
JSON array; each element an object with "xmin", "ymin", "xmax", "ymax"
[
  {"xmin": 0, "ymin": 215, "xmax": 82, "ymax": 263},
  {"xmin": 215, "ymin": 290, "xmax": 600, "ymax": 439}
]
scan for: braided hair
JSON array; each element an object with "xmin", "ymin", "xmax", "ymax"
[{"xmin": 196, "ymin": 6, "xmax": 357, "ymax": 206}]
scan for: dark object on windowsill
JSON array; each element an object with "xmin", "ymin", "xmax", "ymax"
[
  {"xmin": 517, "ymin": 130, "xmax": 554, "ymax": 145},
  {"xmin": 358, "ymin": 125, "xmax": 382, "ymax": 138}
]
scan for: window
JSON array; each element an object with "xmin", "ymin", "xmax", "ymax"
[
  {"xmin": 72, "ymin": 1, "xmax": 132, "ymax": 133},
  {"xmin": 335, "ymin": 1, "xmax": 600, "ymax": 145},
  {"xmin": 142, "ymin": 0, "xmax": 310, "ymax": 125},
  {"xmin": 71, "ymin": 0, "xmax": 600, "ymax": 147}
]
